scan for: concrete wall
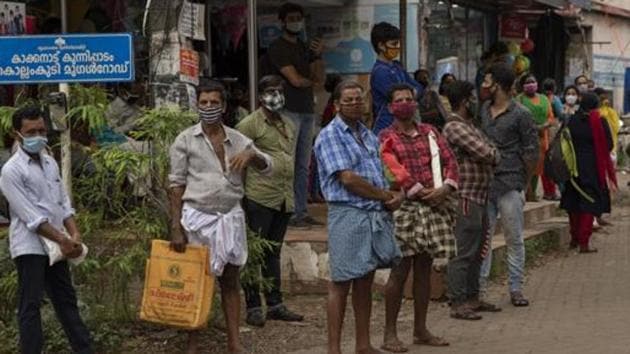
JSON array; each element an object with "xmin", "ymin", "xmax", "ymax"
[{"xmin": 582, "ymin": 10, "xmax": 630, "ymax": 112}]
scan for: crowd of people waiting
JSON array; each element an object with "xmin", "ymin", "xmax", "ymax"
[{"xmin": 0, "ymin": 2, "xmax": 623, "ymax": 354}]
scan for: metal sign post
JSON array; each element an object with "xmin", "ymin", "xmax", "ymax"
[{"xmin": 59, "ymin": 0, "xmax": 71, "ymax": 198}]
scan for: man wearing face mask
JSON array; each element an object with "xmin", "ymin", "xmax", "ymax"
[
  {"xmin": 169, "ymin": 81, "xmax": 273, "ymax": 354},
  {"xmin": 478, "ymin": 64, "xmax": 539, "ymax": 308},
  {"xmin": 235, "ymin": 75, "xmax": 303, "ymax": 327},
  {"xmin": 443, "ymin": 81, "xmax": 501, "ymax": 321},
  {"xmin": 315, "ymin": 81, "xmax": 403, "ymax": 354},
  {"xmin": 379, "ymin": 83, "xmax": 458, "ymax": 351},
  {"xmin": 267, "ymin": 2, "xmax": 325, "ymax": 229},
  {"xmin": 370, "ymin": 22, "xmax": 424, "ymax": 136},
  {"xmin": 0, "ymin": 105, "xmax": 93, "ymax": 354}
]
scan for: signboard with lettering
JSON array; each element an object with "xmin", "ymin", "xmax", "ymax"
[
  {"xmin": 500, "ymin": 14, "xmax": 527, "ymax": 39},
  {"xmin": 0, "ymin": 33, "xmax": 134, "ymax": 84}
]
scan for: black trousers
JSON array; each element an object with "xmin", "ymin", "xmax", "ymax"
[
  {"xmin": 447, "ymin": 199, "xmax": 487, "ymax": 305},
  {"xmin": 242, "ymin": 198, "xmax": 291, "ymax": 310},
  {"xmin": 15, "ymin": 255, "xmax": 93, "ymax": 354}
]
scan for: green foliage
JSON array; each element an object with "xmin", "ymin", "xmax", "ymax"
[
  {"xmin": 240, "ymin": 229, "xmax": 279, "ymax": 292},
  {"xmin": 67, "ymin": 85, "xmax": 109, "ymax": 134}
]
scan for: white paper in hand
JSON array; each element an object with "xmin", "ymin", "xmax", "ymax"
[{"xmin": 40, "ymin": 236, "xmax": 89, "ymax": 266}]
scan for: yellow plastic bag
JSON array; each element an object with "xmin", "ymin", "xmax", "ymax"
[{"xmin": 140, "ymin": 240, "xmax": 214, "ymax": 329}]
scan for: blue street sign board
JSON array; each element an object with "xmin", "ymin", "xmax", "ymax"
[{"xmin": 0, "ymin": 33, "xmax": 134, "ymax": 84}]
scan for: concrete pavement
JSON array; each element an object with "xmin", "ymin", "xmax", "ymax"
[{"xmin": 289, "ymin": 204, "xmax": 630, "ymax": 354}]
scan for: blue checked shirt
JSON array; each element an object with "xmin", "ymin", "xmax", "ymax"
[{"xmin": 314, "ymin": 116, "xmax": 388, "ymax": 210}]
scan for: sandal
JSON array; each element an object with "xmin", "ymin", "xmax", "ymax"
[
  {"xmin": 380, "ymin": 339, "xmax": 408, "ymax": 353},
  {"xmin": 579, "ymin": 247, "xmax": 598, "ymax": 253},
  {"xmin": 510, "ymin": 291, "xmax": 530, "ymax": 307},
  {"xmin": 473, "ymin": 301, "xmax": 502, "ymax": 312},
  {"xmin": 450, "ymin": 308, "xmax": 482, "ymax": 321}
]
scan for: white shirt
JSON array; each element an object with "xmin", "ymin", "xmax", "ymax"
[{"xmin": 0, "ymin": 148, "xmax": 74, "ymax": 258}]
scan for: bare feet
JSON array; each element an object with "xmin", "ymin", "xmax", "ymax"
[{"xmin": 413, "ymin": 329, "xmax": 449, "ymax": 347}]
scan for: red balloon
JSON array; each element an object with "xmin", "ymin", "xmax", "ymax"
[{"xmin": 521, "ymin": 38, "xmax": 535, "ymax": 54}]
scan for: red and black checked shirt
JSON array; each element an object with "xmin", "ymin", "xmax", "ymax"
[
  {"xmin": 442, "ymin": 114, "xmax": 500, "ymax": 205},
  {"xmin": 379, "ymin": 123, "xmax": 459, "ymax": 192}
]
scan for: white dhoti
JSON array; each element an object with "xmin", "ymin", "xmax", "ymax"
[{"xmin": 180, "ymin": 203, "xmax": 248, "ymax": 276}]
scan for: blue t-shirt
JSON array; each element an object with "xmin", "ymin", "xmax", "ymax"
[{"xmin": 370, "ymin": 59, "xmax": 423, "ymax": 135}]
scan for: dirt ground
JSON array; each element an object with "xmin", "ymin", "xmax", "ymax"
[{"xmin": 121, "ymin": 174, "xmax": 630, "ymax": 354}]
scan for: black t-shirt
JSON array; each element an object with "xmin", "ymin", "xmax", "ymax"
[{"xmin": 267, "ymin": 37, "xmax": 314, "ymax": 114}]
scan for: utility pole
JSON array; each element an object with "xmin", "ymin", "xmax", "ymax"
[
  {"xmin": 59, "ymin": 0, "xmax": 72, "ymax": 197},
  {"xmin": 247, "ymin": 0, "xmax": 258, "ymax": 113}
]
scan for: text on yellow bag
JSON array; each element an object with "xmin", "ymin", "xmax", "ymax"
[{"xmin": 140, "ymin": 240, "xmax": 215, "ymax": 329}]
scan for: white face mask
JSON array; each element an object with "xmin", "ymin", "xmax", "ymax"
[
  {"xmin": 577, "ymin": 84, "xmax": 588, "ymax": 93},
  {"xmin": 286, "ymin": 20, "xmax": 304, "ymax": 34},
  {"xmin": 565, "ymin": 95, "xmax": 578, "ymax": 105}
]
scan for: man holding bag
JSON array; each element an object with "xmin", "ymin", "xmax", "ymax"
[
  {"xmin": 0, "ymin": 105, "xmax": 93, "ymax": 354},
  {"xmin": 168, "ymin": 81, "xmax": 272, "ymax": 354}
]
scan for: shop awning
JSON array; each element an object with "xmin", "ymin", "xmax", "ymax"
[
  {"xmin": 533, "ymin": 0, "xmax": 592, "ymax": 9},
  {"xmin": 454, "ymin": 0, "xmax": 591, "ymax": 11}
]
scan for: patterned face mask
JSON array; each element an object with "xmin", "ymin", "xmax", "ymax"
[
  {"xmin": 260, "ymin": 91, "xmax": 285, "ymax": 112},
  {"xmin": 198, "ymin": 105, "xmax": 223, "ymax": 124}
]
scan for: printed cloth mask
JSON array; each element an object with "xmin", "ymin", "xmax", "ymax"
[
  {"xmin": 261, "ymin": 91, "xmax": 285, "ymax": 112},
  {"xmin": 19, "ymin": 133, "xmax": 48, "ymax": 154},
  {"xmin": 340, "ymin": 103, "xmax": 363, "ymax": 119},
  {"xmin": 565, "ymin": 95, "xmax": 578, "ymax": 105},
  {"xmin": 523, "ymin": 82, "xmax": 538, "ymax": 95},
  {"xmin": 286, "ymin": 21, "xmax": 304, "ymax": 34},
  {"xmin": 390, "ymin": 101, "xmax": 417, "ymax": 119},
  {"xmin": 199, "ymin": 106, "xmax": 223, "ymax": 124}
]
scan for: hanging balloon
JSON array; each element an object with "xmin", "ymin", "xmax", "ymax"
[
  {"xmin": 513, "ymin": 55, "xmax": 530, "ymax": 75},
  {"xmin": 505, "ymin": 54, "xmax": 516, "ymax": 67},
  {"xmin": 508, "ymin": 41, "xmax": 522, "ymax": 56},
  {"xmin": 521, "ymin": 38, "xmax": 535, "ymax": 54}
]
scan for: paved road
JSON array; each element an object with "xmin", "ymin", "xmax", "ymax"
[{"xmin": 290, "ymin": 204, "xmax": 630, "ymax": 354}]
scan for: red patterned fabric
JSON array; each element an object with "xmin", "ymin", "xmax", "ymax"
[{"xmin": 379, "ymin": 123, "xmax": 459, "ymax": 192}]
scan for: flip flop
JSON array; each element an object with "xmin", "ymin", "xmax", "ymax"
[
  {"xmin": 380, "ymin": 340, "xmax": 408, "ymax": 353},
  {"xmin": 510, "ymin": 292, "xmax": 530, "ymax": 307},
  {"xmin": 473, "ymin": 301, "xmax": 502, "ymax": 312},
  {"xmin": 450, "ymin": 309, "xmax": 482, "ymax": 321},
  {"xmin": 414, "ymin": 335, "xmax": 450, "ymax": 347}
]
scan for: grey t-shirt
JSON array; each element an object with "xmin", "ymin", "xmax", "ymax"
[
  {"xmin": 481, "ymin": 100, "xmax": 539, "ymax": 199},
  {"xmin": 267, "ymin": 37, "xmax": 314, "ymax": 114}
]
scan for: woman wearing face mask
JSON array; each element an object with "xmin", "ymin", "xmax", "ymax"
[
  {"xmin": 574, "ymin": 74, "xmax": 590, "ymax": 94},
  {"xmin": 517, "ymin": 74, "xmax": 558, "ymax": 201},
  {"xmin": 562, "ymin": 85, "xmax": 580, "ymax": 122},
  {"xmin": 560, "ymin": 92, "xmax": 617, "ymax": 253}
]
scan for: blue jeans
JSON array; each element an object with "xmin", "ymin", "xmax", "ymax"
[
  {"xmin": 286, "ymin": 111, "xmax": 315, "ymax": 219},
  {"xmin": 479, "ymin": 190, "xmax": 526, "ymax": 295}
]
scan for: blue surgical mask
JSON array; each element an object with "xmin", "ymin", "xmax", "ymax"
[{"xmin": 18, "ymin": 133, "xmax": 48, "ymax": 154}]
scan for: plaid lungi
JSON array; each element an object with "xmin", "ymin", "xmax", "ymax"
[{"xmin": 393, "ymin": 197, "xmax": 457, "ymax": 259}]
